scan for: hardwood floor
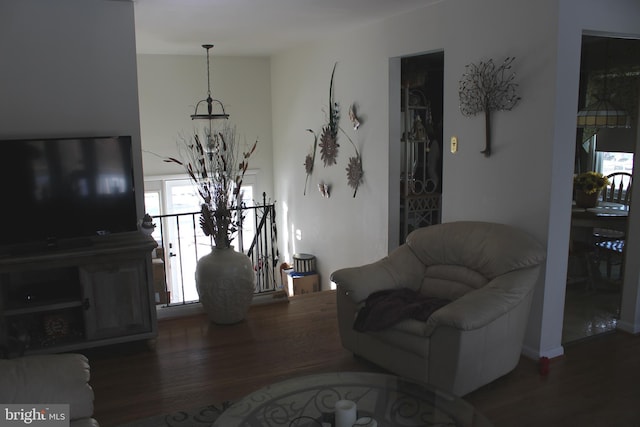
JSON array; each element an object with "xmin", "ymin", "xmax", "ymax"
[{"xmin": 83, "ymin": 291, "xmax": 640, "ymax": 427}]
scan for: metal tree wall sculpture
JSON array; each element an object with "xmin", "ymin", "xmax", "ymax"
[{"xmin": 459, "ymin": 57, "xmax": 521, "ymax": 157}]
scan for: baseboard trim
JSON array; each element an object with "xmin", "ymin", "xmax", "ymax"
[
  {"xmin": 617, "ymin": 320, "xmax": 640, "ymax": 334},
  {"xmin": 156, "ymin": 302, "xmax": 204, "ymax": 320},
  {"xmin": 252, "ymin": 290, "xmax": 290, "ymax": 305},
  {"xmin": 521, "ymin": 344, "xmax": 565, "ymax": 360},
  {"xmin": 156, "ymin": 291, "xmax": 289, "ymax": 320}
]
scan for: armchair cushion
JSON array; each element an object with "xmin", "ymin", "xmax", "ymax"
[
  {"xmin": 407, "ymin": 221, "xmax": 544, "ymax": 278},
  {"xmin": 426, "ymin": 267, "xmax": 542, "ymax": 331},
  {"xmin": 421, "ymin": 264, "xmax": 488, "ymax": 300}
]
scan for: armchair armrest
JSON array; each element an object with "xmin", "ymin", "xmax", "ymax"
[
  {"xmin": 0, "ymin": 354, "xmax": 95, "ymax": 421},
  {"xmin": 331, "ymin": 245, "xmax": 425, "ymax": 303},
  {"xmin": 426, "ymin": 266, "xmax": 541, "ymax": 332}
]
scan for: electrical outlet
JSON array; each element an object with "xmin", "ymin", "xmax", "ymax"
[{"xmin": 451, "ymin": 136, "xmax": 458, "ymax": 153}]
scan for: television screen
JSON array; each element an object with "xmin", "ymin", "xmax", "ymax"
[{"xmin": 0, "ymin": 136, "xmax": 138, "ymax": 250}]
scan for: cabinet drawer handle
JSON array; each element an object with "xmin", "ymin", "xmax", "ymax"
[{"xmin": 83, "ymin": 298, "xmax": 91, "ymax": 310}]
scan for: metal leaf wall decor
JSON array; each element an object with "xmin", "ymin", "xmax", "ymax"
[
  {"xmin": 303, "ymin": 129, "xmax": 318, "ymax": 196},
  {"xmin": 319, "ymin": 124, "xmax": 339, "ymax": 167},
  {"xmin": 319, "ymin": 63, "xmax": 340, "ymax": 167},
  {"xmin": 303, "ymin": 63, "xmax": 365, "ymax": 197},
  {"xmin": 343, "ymin": 103, "xmax": 363, "ymax": 197},
  {"xmin": 459, "ymin": 56, "xmax": 521, "ymax": 157}
]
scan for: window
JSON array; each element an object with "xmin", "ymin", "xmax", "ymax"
[{"xmin": 596, "ymin": 151, "xmax": 634, "ymax": 176}]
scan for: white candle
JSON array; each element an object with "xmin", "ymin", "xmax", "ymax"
[{"xmin": 334, "ymin": 400, "xmax": 357, "ymax": 427}]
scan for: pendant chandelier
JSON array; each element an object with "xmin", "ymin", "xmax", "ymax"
[
  {"xmin": 191, "ymin": 44, "xmax": 229, "ymax": 121},
  {"xmin": 577, "ymin": 39, "xmax": 630, "ymax": 129},
  {"xmin": 576, "ymin": 96, "xmax": 630, "ymax": 128}
]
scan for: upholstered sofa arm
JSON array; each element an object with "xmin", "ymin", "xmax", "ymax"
[
  {"xmin": 0, "ymin": 354, "xmax": 95, "ymax": 422},
  {"xmin": 331, "ymin": 245, "xmax": 425, "ymax": 303},
  {"xmin": 426, "ymin": 267, "xmax": 541, "ymax": 332}
]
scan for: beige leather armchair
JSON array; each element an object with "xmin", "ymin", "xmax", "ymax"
[
  {"xmin": 331, "ymin": 221, "xmax": 546, "ymax": 396},
  {"xmin": 0, "ymin": 354, "xmax": 99, "ymax": 426}
]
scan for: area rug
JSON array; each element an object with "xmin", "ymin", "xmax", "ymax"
[{"xmin": 116, "ymin": 401, "xmax": 233, "ymax": 427}]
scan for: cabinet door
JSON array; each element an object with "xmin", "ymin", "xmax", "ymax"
[{"xmin": 80, "ymin": 259, "xmax": 151, "ymax": 340}]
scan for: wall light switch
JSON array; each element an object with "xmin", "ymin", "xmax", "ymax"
[{"xmin": 450, "ymin": 136, "xmax": 458, "ymax": 153}]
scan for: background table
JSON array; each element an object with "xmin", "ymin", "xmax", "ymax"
[
  {"xmin": 213, "ymin": 371, "xmax": 492, "ymax": 427},
  {"xmin": 569, "ymin": 201, "xmax": 629, "ymax": 285},
  {"xmin": 571, "ymin": 201, "xmax": 629, "ymax": 232}
]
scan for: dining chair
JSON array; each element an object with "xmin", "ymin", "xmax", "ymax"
[
  {"xmin": 593, "ymin": 172, "xmax": 632, "ymax": 280},
  {"xmin": 601, "ymin": 172, "xmax": 632, "ymax": 205}
]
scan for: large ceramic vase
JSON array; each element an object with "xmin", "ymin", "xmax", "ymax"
[{"xmin": 195, "ymin": 246, "xmax": 256, "ymax": 324}]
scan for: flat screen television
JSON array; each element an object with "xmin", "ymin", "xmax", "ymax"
[{"xmin": 0, "ymin": 136, "xmax": 138, "ymax": 253}]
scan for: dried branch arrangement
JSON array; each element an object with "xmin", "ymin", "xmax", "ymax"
[{"xmin": 166, "ymin": 123, "xmax": 257, "ymax": 248}]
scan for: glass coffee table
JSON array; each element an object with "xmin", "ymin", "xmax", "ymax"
[{"xmin": 213, "ymin": 371, "xmax": 492, "ymax": 426}]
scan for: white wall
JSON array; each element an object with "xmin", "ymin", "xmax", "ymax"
[
  {"xmin": 0, "ymin": 0, "xmax": 143, "ymax": 217},
  {"xmin": 270, "ymin": 0, "xmax": 640, "ymax": 357},
  {"xmin": 272, "ymin": 0, "xmax": 556, "ymax": 279},
  {"xmin": 137, "ymin": 54, "xmax": 274, "ymax": 202},
  {"xmin": 271, "ymin": 44, "xmax": 395, "ymax": 274}
]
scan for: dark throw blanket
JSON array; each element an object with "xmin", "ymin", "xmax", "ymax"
[{"xmin": 353, "ymin": 288, "xmax": 450, "ymax": 332}]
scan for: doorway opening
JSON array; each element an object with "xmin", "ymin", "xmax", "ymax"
[
  {"xmin": 563, "ymin": 35, "xmax": 640, "ymax": 344},
  {"xmin": 399, "ymin": 52, "xmax": 444, "ymax": 244}
]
